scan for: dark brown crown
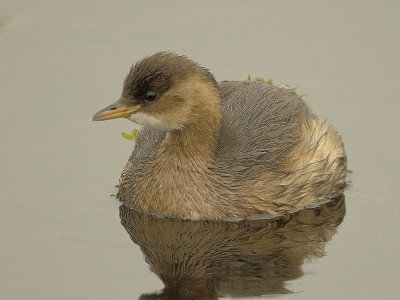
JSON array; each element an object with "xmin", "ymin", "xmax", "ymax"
[{"xmin": 122, "ymin": 52, "xmax": 217, "ymax": 101}]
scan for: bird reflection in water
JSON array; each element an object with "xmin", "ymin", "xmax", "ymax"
[{"xmin": 120, "ymin": 194, "xmax": 345, "ymax": 299}]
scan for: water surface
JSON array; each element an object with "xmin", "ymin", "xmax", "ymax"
[
  {"xmin": 1, "ymin": 1, "xmax": 399, "ymax": 299},
  {"xmin": 121, "ymin": 196, "xmax": 345, "ymax": 299}
]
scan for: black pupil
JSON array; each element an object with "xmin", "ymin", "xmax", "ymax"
[{"xmin": 145, "ymin": 91, "xmax": 157, "ymax": 101}]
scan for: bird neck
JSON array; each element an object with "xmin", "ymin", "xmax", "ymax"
[{"xmin": 160, "ymin": 88, "xmax": 221, "ymax": 161}]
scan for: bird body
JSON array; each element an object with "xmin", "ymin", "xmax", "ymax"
[{"xmin": 92, "ymin": 52, "xmax": 346, "ymax": 220}]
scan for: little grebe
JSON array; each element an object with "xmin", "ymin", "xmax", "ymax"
[{"xmin": 91, "ymin": 52, "xmax": 346, "ymax": 220}]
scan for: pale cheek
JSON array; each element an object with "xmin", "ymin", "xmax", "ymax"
[{"xmin": 128, "ymin": 112, "xmax": 166, "ymax": 129}]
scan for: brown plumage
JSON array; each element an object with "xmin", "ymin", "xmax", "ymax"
[
  {"xmin": 120, "ymin": 195, "xmax": 346, "ymax": 298},
  {"xmin": 91, "ymin": 52, "xmax": 347, "ymax": 220}
]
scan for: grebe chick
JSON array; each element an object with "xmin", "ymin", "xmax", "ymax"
[{"xmin": 91, "ymin": 52, "xmax": 346, "ymax": 220}]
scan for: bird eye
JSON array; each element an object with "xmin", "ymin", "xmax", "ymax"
[{"xmin": 144, "ymin": 91, "xmax": 157, "ymax": 102}]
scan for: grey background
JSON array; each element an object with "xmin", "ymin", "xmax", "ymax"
[{"xmin": 1, "ymin": 0, "xmax": 399, "ymax": 299}]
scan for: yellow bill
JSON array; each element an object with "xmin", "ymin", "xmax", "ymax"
[{"xmin": 90, "ymin": 99, "xmax": 141, "ymax": 121}]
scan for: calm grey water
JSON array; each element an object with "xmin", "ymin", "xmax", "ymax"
[{"xmin": 1, "ymin": 1, "xmax": 399, "ymax": 299}]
